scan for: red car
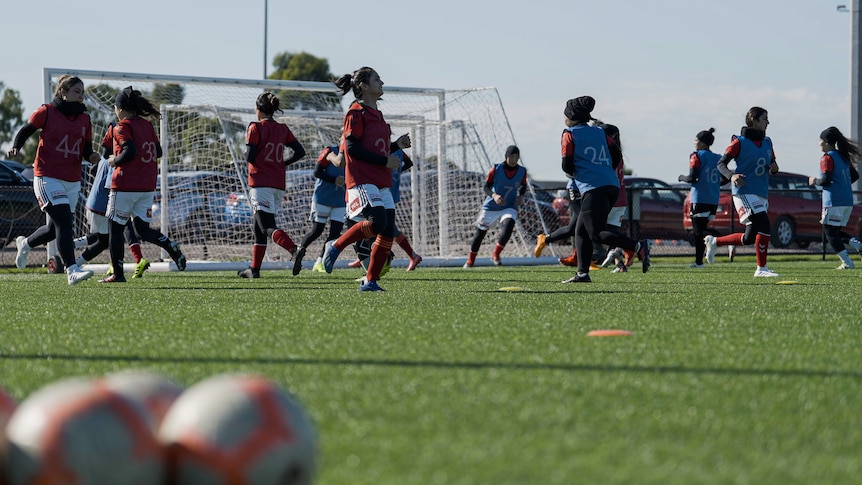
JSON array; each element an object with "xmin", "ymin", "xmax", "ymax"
[{"xmin": 682, "ymin": 171, "xmax": 862, "ymax": 248}]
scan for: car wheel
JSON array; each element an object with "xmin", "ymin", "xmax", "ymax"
[{"xmin": 771, "ymin": 216, "xmax": 795, "ymax": 248}]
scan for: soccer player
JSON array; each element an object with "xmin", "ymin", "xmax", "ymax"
[
  {"xmin": 534, "ymin": 181, "xmax": 580, "ymax": 266},
  {"xmin": 73, "ymin": 123, "xmax": 150, "ymax": 278},
  {"xmin": 595, "ymin": 123, "xmax": 632, "ymax": 273},
  {"xmin": 559, "ymin": 96, "xmax": 649, "ymax": 283},
  {"xmin": 100, "ymin": 86, "xmax": 187, "ymax": 283},
  {"xmin": 292, "ymin": 144, "xmax": 346, "ymax": 276},
  {"xmin": 808, "ymin": 126, "xmax": 861, "ymax": 269},
  {"xmin": 463, "ymin": 145, "xmax": 528, "ymax": 268},
  {"xmin": 320, "ymin": 66, "xmax": 406, "ymax": 292},
  {"xmin": 679, "ymin": 127, "xmax": 723, "ymax": 269},
  {"xmin": 704, "ymin": 107, "xmax": 781, "ymax": 277},
  {"xmin": 7, "ymin": 75, "xmax": 101, "ymax": 285},
  {"xmin": 237, "ymin": 92, "xmax": 307, "ymax": 279}
]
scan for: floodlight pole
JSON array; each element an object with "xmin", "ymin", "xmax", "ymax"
[
  {"xmin": 839, "ymin": 3, "xmax": 862, "ymax": 195},
  {"xmin": 263, "ymin": 0, "xmax": 269, "ymax": 79}
]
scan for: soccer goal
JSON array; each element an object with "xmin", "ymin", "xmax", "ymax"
[{"xmin": 43, "ymin": 68, "xmax": 559, "ymax": 269}]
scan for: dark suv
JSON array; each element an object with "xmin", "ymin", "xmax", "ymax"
[{"xmin": 0, "ymin": 162, "xmax": 41, "ymax": 247}]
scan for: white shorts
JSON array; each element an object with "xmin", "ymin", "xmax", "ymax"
[
  {"xmin": 607, "ymin": 206, "xmax": 626, "ymax": 227},
  {"xmin": 475, "ymin": 207, "xmax": 518, "ymax": 231},
  {"xmin": 346, "ymin": 184, "xmax": 394, "ymax": 219},
  {"xmin": 309, "ymin": 201, "xmax": 347, "ymax": 224},
  {"xmin": 87, "ymin": 210, "xmax": 109, "ymax": 235},
  {"xmin": 249, "ymin": 187, "xmax": 285, "ymax": 214},
  {"xmin": 732, "ymin": 194, "xmax": 768, "ymax": 226},
  {"xmin": 108, "ymin": 191, "xmax": 155, "ymax": 225},
  {"xmin": 33, "ymin": 176, "xmax": 80, "ymax": 211},
  {"xmin": 822, "ymin": 206, "xmax": 852, "ymax": 227}
]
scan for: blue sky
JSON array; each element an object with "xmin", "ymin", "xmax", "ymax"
[{"xmin": 1, "ymin": 0, "xmax": 854, "ymax": 183}]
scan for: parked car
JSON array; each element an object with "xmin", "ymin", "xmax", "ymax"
[
  {"xmin": 549, "ymin": 176, "xmax": 690, "ymax": 242},
  {"xmin": 151, "ymin": 171, "xmax": 239, "ymax": 243},
  {"xmin": 682, "ymin": 171, "xmax": 862, "ymax": 248},
  {"xmin": 0, "ymin": 161, "xmax": 41, "ymax": 247}
]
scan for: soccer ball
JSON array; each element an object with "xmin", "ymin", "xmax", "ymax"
[
  {"xmin": 102, "ymin": 369, "xmax": 184, "ymax": 426},
  {"xmin": 4, "ymin": 376, "xmax": 164, "ymax": 485},
  {"xmin": 159, "ymin": 373, "xmax": 317, "ymax": 485},
  {"xmin": 0, "ymin": 386, "xmax": 18, "ymax": 485}
]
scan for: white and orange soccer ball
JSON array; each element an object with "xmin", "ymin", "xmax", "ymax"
[
  {"xmin": 1, "ymin": 385, "xmax": 18, "ymax": 485},
  {"xmin": 158, "ymin": 373, "xmax": 317, "ymax": 485},
  {"xmin": 4, "ymin": 376, "xmax": 164, "ymax": 485},
  {"xmin": 102, "ymin": 369, "xmax": 184, "ymax": 427}
]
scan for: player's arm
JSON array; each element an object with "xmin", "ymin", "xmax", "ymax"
[
  {"xmin": 717, "ymin": 137, "xmax": 741, "ymax": 181},
  {"xmin": 284, "ymin": 139, "xmax": 306, "ymax": 166},
  {"xmin": 345, "ymin": 136, "xmax": 388, "ymax": 166},
  {"xmin": 678, "ymin": 153, "xmax": 700, "ymax": 183}
]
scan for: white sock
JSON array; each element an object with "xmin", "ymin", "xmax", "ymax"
[
  {"xmin": 75, "ymin": 256, "xmax": 87, "ymax": 267},
  {"xmin": 73, "ymin": 236, "xmax": 88, "ymax": 249},
  {"xmin": 838, "ymin": 250, "xmax": 854, "ymax": 266}
]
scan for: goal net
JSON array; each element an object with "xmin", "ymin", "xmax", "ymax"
[{"xmin": 44, "ymin": 68, "xmax": 560, "ymax": 267}]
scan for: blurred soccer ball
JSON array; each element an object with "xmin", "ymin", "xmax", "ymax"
[
  {"xmin": 159, "ymin": 373, "xmax": 317, "ymax": 485},
  {"xmin": 4, "ymin": 376, "xmax": 164, "ymax": 485},
  {"xmin": 102, "ymin": 369, "xmax": 184, "ymax": 426}
]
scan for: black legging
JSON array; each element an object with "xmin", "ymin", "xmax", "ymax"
[
  {"xmin": 576, "ymin": 186, "xmax": 637, "ymax": 273},
  {"xmin": 27, "ymin": 203, "xmax": 76, "ymax": 267},
  {"xmin": 546, "ymin": 198, "xmax": 580, "ymax": 245},
  {"xmin": 741, "ymin": 211, "xmax": 771, "ymax": 245}
]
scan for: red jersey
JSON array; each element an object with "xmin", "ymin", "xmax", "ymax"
[
  {"xmin": 29, "ymin": 104, "xmax": 93, "ymax": 182},
  {"xmin": 110, "ymin": 117, "xmax": 161, "ymax": 192},
  {"xmin": 342, "ymin": 101, "xmax": 392, "ymax": 189},
  {"xmin": 246, "ymin": 119, "xmax": 298, "ymax": 190},
  {"xmin": 614, "ymin": 159, "xmax": 627, "ymax": 208}
]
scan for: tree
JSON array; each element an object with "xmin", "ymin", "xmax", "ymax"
[
  {"xmin": 0, "ymin": 82, "xmax": 24, "ymax": 147},
  {"xmin": 151, "ymin": 83, "xmax": 185, "ymax": 106},
  {"xmin": 268, "ymin": 51, "xmax": 341, "ymax": 111}
]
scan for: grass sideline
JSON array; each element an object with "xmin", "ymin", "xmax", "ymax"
[{"xmin": 1, "ymin": 255, "xmax": 861, "ymax": 484}]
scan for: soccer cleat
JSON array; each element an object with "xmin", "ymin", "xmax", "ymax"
[
  {"xmin": 406, "ymin": 253, "xmax": 423, "ymax": 271},
  {"xmin": 728, "ymin": 245, "xmax": 737, "ymax": 262},
  {"xmin": 347, "ymin": 258, "xmax": 363, "ymax": 268},
  {"xmin": 98, "ymin": 274, "xmax": 126, "ymax": 283},
  {"xmin": 312, "ymin": 259, "xmax": 325, "ymax": 273},
  {"xmin": 753, "ymin": 267, "xmax": 780, "ymax": 277},
  {"xmin": 601, "ymin": 248, "xmax": 622, "ymax": 268},
  {"xmin": 589, "ymin": 262, "xmax": 602, "ymax": 270},
  {"xmin": 704, "ymin": 235, "xmax": 717, "ymax": 265},
  {"xmin": 132, "ymin": 258, "xmax": 150, "ymax": 279},
  {"xmin": 66, "ymin": 264, "xmax": 94, "ymax": 285},
  {"xmin": 491, "ymin": 254, "xmax": 502, "ymax": 266},
  {"xmin": 559, "ymin": 254, "xmax": 578, "ymax": 267},
  {"xmin": 533, "ymin": 234, "xmax": 548, "ymax": 258},
  {"xmin": 849, "ymin": 237, "xmax": 862, "ymax": 253},
  {"xmin": 613, "ymin": 263, "xmax": 628, "ymax": 273},
  {"xmin": 562, "ymin": 273, "xmax": 592, "ymax": 283},
  {"xmin": 15, "ymin": 236, "xmax": 31, "ymax": 270},
  {"xmin": 689, "ymin": 262, "xmax": 705, "ymax": 269},
  {"xmin": 359, "ymin": 279, "xmax": 386, "ymax": 292},
  {"xmin": 637, "ymin": 240, "xmax": 651, "ymax": 273},
  {"xmin": 837, "ymin": 262, "xmax": 855, "ymax": 270},
  {"xmin": 322, "ymin": 240, "xmax": 341, "ymax": 273},
  {"xmin": 168, "ymin": 242, "xmax": 187, "ymax": 271},
  {"xmin": 463, "ymin": 261, "xmax": 473, "ymax": 268},
  {"xmin": 238, "ymin": 267, "xmax": 260, "ymax": 279},
  {"xmin": 106, "ymin": 264, "xmax": 114, "ymax": 275},
  {"xmin": 292, "ymin": 246, "xmax": 307, "ymax": 276}
]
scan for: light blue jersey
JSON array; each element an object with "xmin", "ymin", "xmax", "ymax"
[
  {"xmin": 482, "ymin": 163, "xmax": 527, "ymax": 211},
  {"xmin": 731, "ymin": 135, "xmax": 773, "ymax": 198},
  {"xmin": 822, "ymin": 150, "xmax": 853, "ymax": 207},
  {"xmin": 85, "ymin": 158, "xmax": 112, "ymax": 216},
  {"xmin": 690, "ymin": 150, "xmax": 722, "ymax": 205},
  {"xmin": 567, "ymin": 125, "xmax": 619, "ymax": 194}
]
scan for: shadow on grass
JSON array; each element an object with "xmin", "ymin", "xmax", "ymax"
[{"xmin": 2, "ymin": 352, "xmax": 860, "ymax": 379}]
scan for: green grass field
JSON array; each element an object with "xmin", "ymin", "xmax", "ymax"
[{"xmin": 2, "ymin": 256, "xmax": 861, "ymax": 484}]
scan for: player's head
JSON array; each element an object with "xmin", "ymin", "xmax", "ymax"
[
  {"xmin": 115, "ymin": 86, "xmax": 161, "ymax": 120},
  {"xmin": 334, "ymin": 67, "xmax": 382, "ymax": 100},
  {"xmin": 256, "ymin": 92, "xmax": 282, "ymax": 117},
  {"xmin": 564, "ymin": 96, "xmax": 595, "ymax": 123},
  {"xmin": 599, "ymin": 123, "xmax": 621, "ymax": 150},
  {"xmin": 54, "ymin": 75, "xmax": 84, "ymax": 103},
  {"xmin": 504, "ymin": 145, "xmax": 520, "ymax": 166},
  {"xmin": 695, "ymin": 127, "xmax": 716, "ymax": 148},
  {"xmin": 745, "ymin": 107, "xmax": 768, "ymax": 130},
  {"xmin": 820, "ymin": 126, "xmax": 861, "ymax": 160}
]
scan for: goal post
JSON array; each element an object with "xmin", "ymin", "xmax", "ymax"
[{"xmin": 42, "ymin": 68, "xmax": 560, "ymax": 269}]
